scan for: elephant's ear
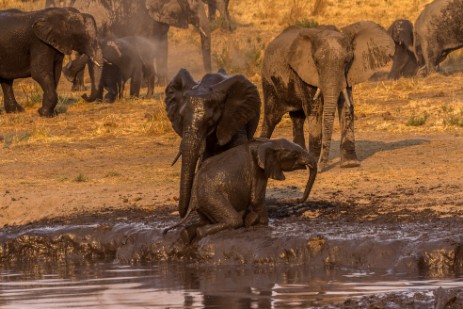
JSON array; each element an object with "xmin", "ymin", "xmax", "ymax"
[
  {"xmin": 257, "ymin": 142, "xmax": 285, "ymax": 181},
  {"xmin": 32, "ymin": 8, "xmax": 78, "ymax": 55},
  {"xmin": 209, "ymin": 75, "xmax": 261, "ymax": 146},
  {"xmin": 165, "ymin": 69, "xmax": 197, "ymax": 136},
  {"xmin": 145, "ymin": 0, "xmax": 189, "ymax": 28},
  {"xmin": 343, "ymin": 21, "xmax": 394, "ymax": 85},
  {"xmin": 288, "ymin": 29, "xmax": 319, "ymax": 87}
]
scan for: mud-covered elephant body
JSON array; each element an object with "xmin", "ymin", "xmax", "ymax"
[
  {"xmin": 414, "ymin": 0, "xmax": 463, "ymax": 75},
  {"xmin": 0, "ymin": 7, "xmax": 102, "ymax": 116},
  {"xmin": 387, "ymin": 19, "xmax": 420, "ymax": 79},
  {"xmin": 50, "ymin": 0, "xmax": 211, "ymax": 89},
  {"xmin": 261, "ymin": 22, "xmax": 394, "ymax": 171},
  {"xmin": 165, "ymin": 69, "xmax": 261, "ymax": 218},
  {"xmin": 164, "ymin": 138, "xmax": 318, "ymax": 243}
]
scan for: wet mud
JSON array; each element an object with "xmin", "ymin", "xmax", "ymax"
[{"xmin": 1, "ymin": 205, "xmax": 463, "ymax": 308}]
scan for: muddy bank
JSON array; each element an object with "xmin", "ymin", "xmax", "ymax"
[{"xmin": 1, "ymin": 216, "xmax": 462, "ymax": 275}]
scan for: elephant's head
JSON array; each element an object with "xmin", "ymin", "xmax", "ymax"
[
  {"xmin": 288, "ymin": 22, "xmax": 394, "ymax": 170},
  {"xmin": 32, "ymin": 8, "xmax": 103, "ymax": 102},
  {"xmin": 256, "ymin": 138, "xmax": 317, "ymax": 202},
  {"xmin": 165, "ymin": 69, "xmax": 261, "ymax": 217},
  {"xmin": 388, "ymin": 19, "xmax": 415, "ymax": 53},
  {"xmin": 146, "ymin": 0, "xmax": 211, "ymax": 71}
]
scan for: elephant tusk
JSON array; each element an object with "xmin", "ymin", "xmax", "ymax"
[
  {"xmin": 171, "ymin": 151, "xmax": 182, "ymax": 167},
  {"xmin": 342, "ymin": 88, "xmax": 352, "ymax": 108},
  {"xmin": 90, "ymin": 57, "xmax": 103, "ymax": 68},
  {"xmin": 313, "ymin": 88, "xmax": 321, "ymax": 101},
  {"xmin": 198, "ymin": 26, "xmax": 208, "ymax": 38}
]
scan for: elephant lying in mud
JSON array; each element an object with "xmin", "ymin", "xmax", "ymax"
[
  {"xmin": 64, "ymin": 36, "xmax": 158, "ymax": 103},
  {"xmin": 165, "ymin": 69, "xmax": 261, "ymax": 219},
  {"xmin": 164, "ymin": 138, "xmax": 318, "ymax": 243}
]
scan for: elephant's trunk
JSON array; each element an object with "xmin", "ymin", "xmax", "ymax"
[
  {"xmin": 298, "ymin": 155, "xmax": 318, "ymax": 203},
  {"xmin": 178, "ymin": 131, "xmax": 202, "ymax": 218},
  {"xmin": 317, "ymin": 92, "xmax": 338, "ymax": 172},
  {"xmin": 82, "ymin": 45, "xmax": 103, "ymax": 102}
]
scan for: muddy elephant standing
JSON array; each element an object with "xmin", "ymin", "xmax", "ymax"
[
  {"xmin": 0, "ymin": 7, "xmax": 102, "ymax": 116},
  {"xmin": 164, "ymin": 138, "xmax": 318, "ymax": 243},
  {"xmin": 165, "ymin": 69, "xmax": 261, "ymax": 218},
  {"xmin": 48, "ymin": 0, "xmax": 211, "ymax": 89},
  {"xmin": 260, "ymin": 22, "xmax": 394, "ymax": 171},
  {"xmin": 387, "ymin": 19, "xmax": 420, "ymax": 79},
  {"xmin": 414, "ymin": 0, "xmax": 463, "ymax": 75}
]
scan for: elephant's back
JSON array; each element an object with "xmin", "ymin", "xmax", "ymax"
[{"xmin": 262, "ymin": 27, "xmax": 302, "ymax": 86}]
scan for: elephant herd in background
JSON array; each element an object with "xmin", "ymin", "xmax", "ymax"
[
  {"xmin": 388, "ymin": 0, "xmax": 463, "ymax": 79},
  {"xmin": 2, "ymin": 0, "xmax": 463, "ymax": 241}
]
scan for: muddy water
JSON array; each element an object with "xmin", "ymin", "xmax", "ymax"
[{"xmin": 1, "ymin": 217, "xmax": 463, "ymax": 308}]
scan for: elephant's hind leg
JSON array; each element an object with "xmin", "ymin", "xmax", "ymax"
[
  {"xmin": 1, "ymin": 80, "xmax": 24, "ymax": 113},
  {"xmin": 195, "ymin": 197, "xmax": 243, "ymax": 239}
]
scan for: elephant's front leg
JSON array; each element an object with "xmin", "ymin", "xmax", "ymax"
[
  {"xmin": 308, "ymin": 95, "xmax": 323, "ymax": 161},
  {"xmin": 246, "ymin": 177, "xmax": 268, "ymax": 226},
  {"xmin": 31, "ymin": 59, "xmax": 62, "ymax": 117},
  {"xmin": 1, "ymin": 80, "xmax": 24, "ymax": 113},
  {"xmin": 338, "ymin": 88, "xmax": 360, "ymax": 168}
]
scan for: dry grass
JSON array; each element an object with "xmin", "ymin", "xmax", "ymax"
[{"xmin": 1, "ymin": 0, "xmax": 463, "ymax": 151}]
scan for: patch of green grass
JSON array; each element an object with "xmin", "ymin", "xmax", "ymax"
[
  {"xmin": 441, "ymin": 105, "xmax": 463, "ymax": 127},
  {"xmin": 406, "ymin": 112, "xmax": 429, "ymax": 126},
  {"xmin": 294, "ymin": 18, "xmax": 319, "ymax": 28},
  {"xmin": 105, "ymin": 171, "xmax": 121, "ymax": 178},
  {"xmin": 73, "ymin": 173, "xmax": 89, "ymax": 183}
]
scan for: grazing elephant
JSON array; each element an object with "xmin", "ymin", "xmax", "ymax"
[
  {"xmin": 260, "ymin": 22, "xmax": 394, "ymax": 172},
  {"xmin": 387, "ymin": 19, "xmax": 420, "ymax": 79},
  {"xmin": 164, "ymin": 138, "xmax": 318, "ymax": 243},
  {"xmin": 203, "ymin": 0, "xmax": 234, "ymax": 31},
  {"xmin": 63, "ymin": 36, "xmax": 157, "ymax": 102},
  {"xmin": 0, "ymin": 7, "xmax": 102, "ymax": 116},
  {"xmin": 414, "ymin": 0, "xmax": 463, "ymax": 75},
  {"xmin": 47, "ymin": 0, "xmax": 211, "ymax": 90},
  {"xmin": 165, "ymin": 69, "xmax": 261, "ymax": 218}
]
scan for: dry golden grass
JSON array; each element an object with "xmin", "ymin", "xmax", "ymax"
[{"xmin": 1, "ymin": 0, "xmax": 463, "ymax": 152}]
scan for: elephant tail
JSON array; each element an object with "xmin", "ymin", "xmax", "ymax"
[{"xmin": 162, "ymin": 204, "xmax": 195, "ymax": 236}]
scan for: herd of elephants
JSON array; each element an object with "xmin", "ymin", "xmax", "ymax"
[{"xmin": 1, "ymin": 0, "xmax": 462, "ymax": 242}]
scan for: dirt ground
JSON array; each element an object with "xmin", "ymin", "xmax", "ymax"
[{"xmin": 1, "ymin": 70, "xmax": 463, "ymax": 228}]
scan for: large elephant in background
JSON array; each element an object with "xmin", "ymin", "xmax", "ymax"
[
  {"xmin": 165, "ymin": 69, "xmax": 261, "ymax": 218},
  {"xmin": 260, "ymin": 22, "xmax": 394, "ymax": 172},
  {"xmin": 414, "ymin": 0, "xmax": 463, "ymax": 75},
  {"xmin": 0, "ymin": 7, "xmax": 102, "ymax": 116},
  {"xmin": 48, "ymin": 0, "xmax": 211, "ymax": 89},
  {"xmin": 387, "ymin": 19, "xmax": 420, "ymax": 79}
]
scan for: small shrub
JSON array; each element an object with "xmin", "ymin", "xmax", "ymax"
[
  {"xmin": 105, "ymin": 171, "xmax": 121, "ymax": 178},
  {"xmin": 295, "ymin": 18, "xmax": 319, "ymax": 28},
  {"xmin": 406, "ymin": 113, "xmax": 429, "ymax": 126},
  {"xmin": 73, "ymin": 173, "xmax": 88, "ymax": 182}
]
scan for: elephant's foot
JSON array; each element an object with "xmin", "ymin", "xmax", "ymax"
[
  {"xmin": 341, "ymin": 152, "xmax": 360, "ymax": 168},
  {"xmin": 244, "ymin": 211, "xmax": 259, "ymax": 227},
  {"xmin": 38, "ymin": 107, "xmax": 56, "ymax": 117},
  {"xmin": 5, "ymin": 103, "xmax": 25, "ymax": 113}
]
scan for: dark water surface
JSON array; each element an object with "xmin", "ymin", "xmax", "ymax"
[{"xmin": 2, "ymin": 261, "xmax": 463, "ymax": 308}]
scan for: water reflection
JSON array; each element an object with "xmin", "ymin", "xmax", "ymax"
[{"xmin": 2, "ymin": 261, "xmax": 463, "ymax": 308}]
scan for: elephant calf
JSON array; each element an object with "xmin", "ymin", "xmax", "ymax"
[
  {"xmin": 64, "ymin": 36, "xmax": 158, "ymax": 103},
  {"xmin": 164, "ymin": 138, "xmax": 318, "ymax": 243}
]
